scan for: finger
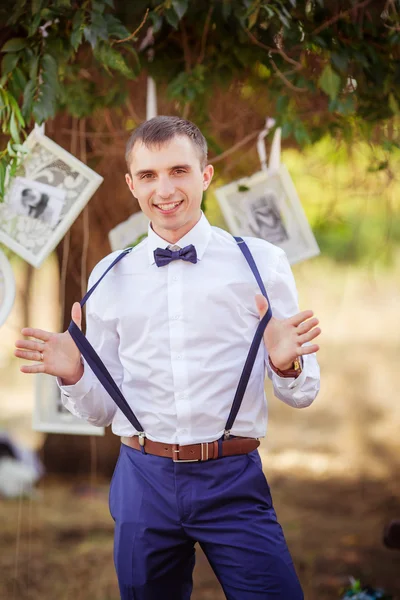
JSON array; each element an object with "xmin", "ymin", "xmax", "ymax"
[
  {"xmin": 288, "ymin": 310, "xmax": 314, "ymax": 327},
  {"xmin": 298, "ymin": 327, "xmax": 321, "ymax": 345},
  {"xmin": 14, "ymin": 349, "xmax": 44, "ymax": 362},
  {"xmin": 255, "ymin": 294, "xmax": 269, "ymax": 317},
  {"xmin": 15, "ymin": 339, "xmax": 45, "ymax": 352},
  {"xmin": 71, "ymin": 302, "xmax": 82, "ymax": 330},
  {"xmin": 298, "ymin": 344, "xmax": 319, "ymax": 356},
  {"xmin": 297, "ymin": 317, "xmax": 319, "ymax": 334},
  {"xmin": 21, "ymin": 327, "xmax": 52, "ymax": 342},
  {"xmin": 20, "ymin": 362, "xmax": 45, "ymax": 374}
]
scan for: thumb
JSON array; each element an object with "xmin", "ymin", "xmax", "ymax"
[
  {"xmin": 255, "ymin": 293, "xmax": 269, "ymax": 317},
  {"xmin": 71, "ymin": 302, "xmax": 82, "ymax": 330}
]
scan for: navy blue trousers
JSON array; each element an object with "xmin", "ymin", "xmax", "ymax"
[{"xmin": 109, "ymin": 443, "xmax": 304, "ymax": 600}]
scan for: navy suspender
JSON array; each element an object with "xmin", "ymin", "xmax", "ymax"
[
  {"xmin": 224, "ymin": 237, "xmax": 272, "ymax": 437},
  {"xmin": 68, "ymin": 248, "xmax": 146, "ymax": 440},
  {"xmin": 67, "ymin": 237, "xmax": 273, "ymax": 442}
]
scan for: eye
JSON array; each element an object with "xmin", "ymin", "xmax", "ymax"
[
  {"xmin": 174, "ymin": 169, "xmax": 186, "ymax": 175},
  {"xmin": 141, "ymin": 173, "xmax": 154, "ymax": 180}
]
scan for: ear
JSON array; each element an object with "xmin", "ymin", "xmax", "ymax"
[
  {"xmin": 125, "ymin": 173, "xmax": 134, "ymax": 193},
  {"xmin": 203, "ymin": 164, "xmax": 214, "ymax": 190}
]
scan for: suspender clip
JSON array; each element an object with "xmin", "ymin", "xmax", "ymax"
[
  {"xmin": 224, "ymin": 429, "xmax": 231, "ymax": 440},
  {"xmin": 138, "ymin": 432, "xmax": 146, "ymax": 446}
]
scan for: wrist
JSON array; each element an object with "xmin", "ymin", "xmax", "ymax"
[
  {"xmin": 269, "ymin": 356, "xmax": 303, "ymax": 378},
  {"xmin": 61, "ymin": 361, "xmax": 84, "ymax": 386}
]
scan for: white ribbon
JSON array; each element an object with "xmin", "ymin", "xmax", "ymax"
[
  {"xmin": 257, "ymin": 117, "xmax": 276, "ymax": 172},
  {"xmin": 146, "ymin": 77, "xmax": 157, "ymax": 120},
  {"xmin": 34, "ymin": 123, "xmax": 45, "ymax": 136}
]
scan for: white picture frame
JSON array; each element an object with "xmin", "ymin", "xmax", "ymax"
[
  {"xmin": 214, "ymin": 165, "xmax": 320, "ymax": 265},
  {"xmin": 33, "ymin": 373, "xmax": 104, "ymax": 436},
  {"xmin": 0, "ymin": 248, "xmax": 16, "ymax": 327},
  {"xmin": 108, "ymin": 211, "xmax": 149, "ymax": 251},
  {"xmin": 0, "ymin": 130, "xmax": 103, "ymax": 268}
]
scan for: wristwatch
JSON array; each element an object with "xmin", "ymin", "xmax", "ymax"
[{"xmin": 268, "ymin": 356, "xmax": 303, "ymax": 378}]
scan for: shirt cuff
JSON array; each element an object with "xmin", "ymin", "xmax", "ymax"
[
  {"xmin": 56, "ymin": 360, "xmax": 93, "ymax": 398},
  {"xmin": 271, "ymin": 366, "xmax": 307, "ymax": 390}
]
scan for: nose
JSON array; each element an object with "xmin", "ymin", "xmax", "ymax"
[{"xmin": 157, "ymin": 176, "xmax": 175, "ymax": 199}]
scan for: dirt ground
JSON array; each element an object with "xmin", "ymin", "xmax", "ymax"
[{"xmin": 1, "ymin": 255, "xmax": 400, "ymax": 599}]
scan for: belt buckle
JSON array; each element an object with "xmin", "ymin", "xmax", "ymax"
[{"xmin": 172, "ymin": 443, "xmax": 204, "ymax": 463}]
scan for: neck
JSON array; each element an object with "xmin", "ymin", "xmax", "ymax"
[{"xmin": 151, "ymin": 213, "xmax": 201, "ymax": 244}]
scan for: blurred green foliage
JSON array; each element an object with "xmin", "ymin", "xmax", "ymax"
[{"xmin": 1, "ymin": 0, "xmax": 400, "ymax": 200}]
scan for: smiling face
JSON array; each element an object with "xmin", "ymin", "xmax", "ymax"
[{"xmin": 125, "ymin": 135, "xmax": 214, "ymax": 243}]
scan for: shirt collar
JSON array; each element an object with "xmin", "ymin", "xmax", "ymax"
[{"xmin": 147, "ymin": 212, "xmax": 211, "ymax": 265}]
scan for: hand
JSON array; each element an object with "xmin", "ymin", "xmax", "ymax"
[
  {"xmin": 255, "ymin": 294, "xmax": 321, "ymax": 371},
  {"xmin": 14, "ymin": 302, "xmax": 84, "ymax": 385}
]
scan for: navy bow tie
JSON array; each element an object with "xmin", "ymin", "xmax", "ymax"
[{"xmin": 154, "ymin": 244, "xmax": 197, "ymax": 267}]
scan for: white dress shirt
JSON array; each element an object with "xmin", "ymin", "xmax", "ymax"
[{"xmin": 60, "ymin": 213, "xmax": 320, "ymax": 445}]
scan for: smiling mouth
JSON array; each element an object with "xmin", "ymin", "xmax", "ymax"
[{"xmin": 154, "ymin": 200, "xmax": 183, "ymax": 213}]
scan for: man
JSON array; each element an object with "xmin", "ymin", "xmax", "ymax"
[{"xmin": 15, "ymin": 116, "xmax": 321, "ymax": 599}]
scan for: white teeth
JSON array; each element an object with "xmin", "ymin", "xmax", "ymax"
[{"xmin": 156, "ymin": 201, "xmax": 181, "ymax": 211}]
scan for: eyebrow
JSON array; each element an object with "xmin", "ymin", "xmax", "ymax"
[{"xmin": 134, "ymin": 164, "xmax": 192, "ymax": 177}]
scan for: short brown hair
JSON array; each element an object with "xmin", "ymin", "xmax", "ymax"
[{"xmin": 125, "ymin": 116, "xmax": 208, "ymax": 170}]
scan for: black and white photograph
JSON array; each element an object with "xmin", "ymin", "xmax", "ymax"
[
  {"xmin": 33, "ymin": 373, "xmax": 105, "ymax": 436},
  {"xmin": 8, "ymin": 176, "xmax": 66, "ymax": 229},
  {"xmin": 108, "ymin": 210, "xmax": 149, "ymax": 251},
  {"xmin": 215, "ymin": 166, "xmax": 320, "ymax": 265},
  {"xmin": 0, "ymin": 248, "xmax": 16, "ymax": 328},
  {"xmin": 243, "ymin": 189, "xmax": 289, "ymax": 245},
  {"xmin": 0, "ymin": 129, "xmax": 103, "ymax": 268}
]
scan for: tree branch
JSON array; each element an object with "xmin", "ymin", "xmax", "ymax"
[
  {"xmin": 312, "ymin": 0, "xmax": 374, "ymax": 36},
  {"xmin": 244, "ymin": 27, "xmax": 303, "ymax": 70},
  {"xmin": 270, "ymin": 59, "xmax": 308, "ymax": 93},
  {"xmin": 197, "ymin": 6, "xmax": 213, "ymax": 65},
  {"xmin": 116, "ymin": 8, "xmax": 149, "ymax": 44}
]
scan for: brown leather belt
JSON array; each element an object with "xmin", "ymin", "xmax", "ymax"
[{"xmin": 121, "ymin": 436, "xmax": 260, "ymax": 462}]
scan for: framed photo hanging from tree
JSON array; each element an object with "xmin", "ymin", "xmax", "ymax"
[
  {"xmin": 214, "ymin": 166, "xmax": 320, "ymax": 265},
  {"xmin": 0, "ymin": 129, "xmax": 103, "ymax": 268}
]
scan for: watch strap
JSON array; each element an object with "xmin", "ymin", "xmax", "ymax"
[{"xmin": 269, "ymin": 356, "xmax": 303, "ymax": 378}]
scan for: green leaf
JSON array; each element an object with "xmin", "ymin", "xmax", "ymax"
[
  {"xmin": 71, "ymin": 10, "xmax": 85, "ymax": 51},
  {"xmin": 22, "ymin": 79, "xmax": 36, "ymax": 119},
  {"xmin": 318, "ymin": 64, "xmax": 341, "ymax": 100},
  {"xmin": 42, "ymin": 54, "xmax": 59, "ymax": 88},
  {"xmin": 32, "ymin": 0, "xmax": 43, "ymax": 14},
  {"xmin": 150, "ymin": 12, "xmax": 163, "ymax": 33},
  {"xmin": 331, "ymin": 52, "xmax": 348, "ymax": 73},
  {"xmin": 12, "ymin": 67, "xmax": 27, "ymax": 91},
  {"xmin": 172, "ymin": 0, "xmax": 188, "ymax": 20},
  {"xmin": 9, "ymin": 111, "xmax": 20, "ymax": 143},
  {"xmin": 29, "ymin": 54, "xmax": 39, "ymax": 80},
  {"xmin": 90, "ymin": 11, "xmax": 109, "ymax": 42},
  {"xmin": 94, "ymin": 44, "xmax": 136, "ymax": 79},
  {"xmin": 1, "ymin": 38, "xmax": 27, "ymax": 53},
  {"xmin": 164, "ymin": 7, "xmax": 179, "ymax": 29},
  {"xmin": 84, "ymin": 26, "xmax": 99, "ymax": 49},
  {"xmin": 104, "ymin": 14, "xmax": 130, "ymax": 40},
  {"xmin": 1, "ymin": 53, "xmax": 20, "ymax": 77},
  {"xmin": 33, "ymin": 82, "xmax": 57, "ymax": 122},
  {"xmin": 0, "ymin": 159, "xmax": 6, "ymax": 200},
  {"xmin": 27, "ymin": 11, "xmax": 43, "ymax": 37}
]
